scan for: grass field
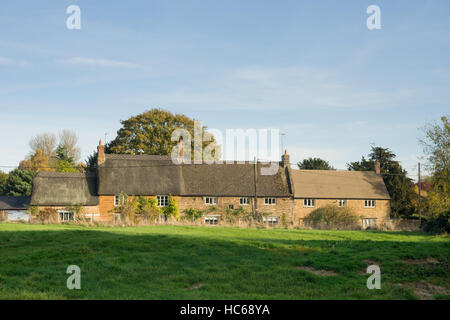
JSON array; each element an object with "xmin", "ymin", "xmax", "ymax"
[{"xmin": 0, "ymin": 223, "xmax": 449, "ymax": 300}]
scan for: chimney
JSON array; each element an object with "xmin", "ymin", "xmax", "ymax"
[
  {"xmin": 375, "ymin": 160, "xmax": 381, "ymax": 174},
  {"xmin": 281, "ymin": 150, "xmax": 290, "ymax": 168},
  {"xmin": 97, "ymin": 139, "xmax": 105, "ymax": 166}
]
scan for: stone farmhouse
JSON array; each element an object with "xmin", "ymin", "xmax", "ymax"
[{"xmin": 30, "ymin": 141, "xmax": 391, "ymax": 228}]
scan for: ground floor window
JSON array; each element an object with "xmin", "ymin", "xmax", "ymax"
[
  {"xmin": 362, "ymin": 218, "xmax": 376, "ymax": 229},
  {"xmin": 263, "ymin": 216, "xmax": 279, "ymax": 226},
  {"xmin": 227, "ymin": 204, "xmax": 234, "ymax": 210},
  {"xmin": 114, "ymin": 194, "xmax": 128, "ymax": 206},
  {"xmin": 58, "ymin": 210, "xmax": 74, "ymax": 222},
  {"xmin": 204, "ymin": 215, "xmax": 219, "ymax": 225},
  {"xmin": 364, "ymin": 200, "xmax": 376, "ymax": 208}
]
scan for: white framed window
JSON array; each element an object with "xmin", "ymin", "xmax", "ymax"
[
  {"xmin": 303, "ymin": 199, "xmax": 315, "ymax": 207},
  {"xmin": 264, "ymin": 198, "xmax": 276, "ymax": 205},
  {"xmin": 263, "ymin": 216, "xmax": 279, "ymax": 226},
  {"xmin": 205, "ymin": 197, "xmax": 218, "ymax": 205},
  {"xmin": 157, "ymin": 195, "xmax": 169, "ymax": 207},
  {"xmin": 362, "ymin": 218, "xmax": 376, "ymax": 229},
  {"xmin": 240, "ymin": 197, "xmax": 250, "ymax": 205},
  {"xmin": 58, "ymin": 210, "xmax": 74, "ymax": 222},
  {"xmin": 364, "ymin": 200, "xmax": 376, "ymax": 208},
  {"xmin": 114, "ymin": 194, "xmax": 128, "ymax": 206},
  {"xmin": 204, "ymin": 215, "xmax": 219, "ymax": 225},
  {"xmin": 227, "ymin": 204, "xmax": 234, "ymax": 210},
  {"xmin": 338, "ymin": 199, "xmax": 347, "ymax": 207}
]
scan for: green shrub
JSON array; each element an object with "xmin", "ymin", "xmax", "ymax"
[
  {"xmin": 423, "ymin": 210, "xmax": 449, "ymax": 235},
  {"xmin": 304, "ymin": 205, "xmax": 359, "ymax": 230},
  {"xmin": 162, "ymin": 195, "xmax": 179, "ymax": 220},
  {"xmin": 182, "ymin": 208, "xmax": 204, "ymax": 221}
]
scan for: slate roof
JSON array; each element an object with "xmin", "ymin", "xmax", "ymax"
[
  {"xmin": 290, "ymin": 169, "xmax": 391, "ymax": 199},
  {"xmin": 0, "ymin": 196, "xmax": 31, "ymax": 210}
]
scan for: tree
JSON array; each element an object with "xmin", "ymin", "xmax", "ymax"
[
  {"xmin": 347, "ymin": 146, "xmax": 416, "ymax": 218},
  {"xmin": 29, "ymin": 133, "xmax": 56, "ymax": 159},
  {"xmin": 419, "ymin": 116, "xmax": 450, "ymax": 216},
  {"xmin": 19, "ymin": 149, "xmax": 54, "ymax": 172},
  {"xmin": 55, "ymin": 145, "xmax": 83, "ymax": 172},
  {"xmin": 2, "ymin": 169, "xmax": 36, "ymax": 196},
  {"xmin": 58, "ymin": 129, "xmax": 81, "ymax": 163},
  {"xmin": 297, "ymin": 157, "xmax": 335, "ymax": 170},
  {"xmin": 86, "ymin": 108, "xmax": 220, "ymax": 170},
  {"xmin": 0, "ymin": 170, "xmax": 8, "ymax": 195}
]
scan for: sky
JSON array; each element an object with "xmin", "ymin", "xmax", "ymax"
[{"xmin": 0, "ymin": 0, "xmax": 449, "ymax": 179}]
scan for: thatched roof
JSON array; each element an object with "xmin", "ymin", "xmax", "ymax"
[
  {"xmin": 0, "ymin": 196, "xmax": 31, "ymax": 210},
  {"xmin": 98, "ymin": 154, "xmax": 292, "ymax": 197},
  {"xmin": 290, "ymin": 170, "xmax": 390, "ymax": 199},
  {"xmin": 30, "ymin": 172, "xmax": 99, "ymax": 206}
]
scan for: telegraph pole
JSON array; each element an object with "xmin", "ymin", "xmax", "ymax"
[
  {"xmin": 418, "ymin": 162, "xmax": 422, "ymax": 224},
  {"xmin": 253, "ymin": 156, "xmax": 257, "ymax": 220}
]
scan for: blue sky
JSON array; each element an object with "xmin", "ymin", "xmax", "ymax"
[{"xmin": 0, "ymin": 0, "xmax": 449, "ymax": 178}]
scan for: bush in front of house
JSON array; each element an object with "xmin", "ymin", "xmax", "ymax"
[
  {"xmin": 304, "ymin": 205, "xmax": 360, "ymax": 230},
  {"xmin": 182, "ymin": 208, "xmax": 204, "ymax": 222},
  {"xmin": 423, "ymin": 210, "xmax": 449, "ymax": 235}
]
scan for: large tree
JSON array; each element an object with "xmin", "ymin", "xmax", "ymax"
[
  {"xmin": 419, "ymin": 116, "xmax": 450, "ymax": 216},
  {"xmin": 86, "ymin": 108, "xmax": 220, "ymax": 170},
  {"xmin": 297, "ymin": 157, "xmax": 335, "ymax": 170},
  {"xmin": 2, "ymin": 169, "xmax": 36, "ymax": 196},
  {"xmin": 29, "ymin": 133, "xmax": 57, "ymax": 159},
  {"xmin": 348, "ymin": 146, "xmax": 416, "ymax": 218}
]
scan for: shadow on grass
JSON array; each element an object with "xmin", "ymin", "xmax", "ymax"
[{"xmin": 0, "ymin": 227, "xmax": 448, "ymax": 300}]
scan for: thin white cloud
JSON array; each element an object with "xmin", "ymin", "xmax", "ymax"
[
  {"xmin": 0, "ymin": 56, "xmax": 10, "ymax": 65},
  {"xmin": 62, "ymin": 57, "xmax": 142, "ymax": 68}
]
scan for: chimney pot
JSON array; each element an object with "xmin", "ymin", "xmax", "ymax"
[
  {"xmin": 375, "ymin": 160, "xmax": 381, "ymax": 174},
  {"xmin": 97, "ymin": 139, "xmax": 105, "ymax": 166}
]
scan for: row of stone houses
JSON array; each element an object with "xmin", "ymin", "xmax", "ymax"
[{"xmin": 28, "ymin": 141, "xmax": 391, "ymax": 227}]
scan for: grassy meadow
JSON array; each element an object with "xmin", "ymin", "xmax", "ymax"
[{"xmin": 0, "ymin": 223, "xmax": 448, "ymax": 300}]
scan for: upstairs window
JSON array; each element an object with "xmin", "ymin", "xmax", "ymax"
[
  {"xmin": 157, "ymin": 195, "xmax": 169, "ymax": 207},
  {"xmin": 264, "ymin": 198, "xmax": 276, "ymax": 205},
  {"xmin": 364, "ymin": 200, "xmax": 376, "ymax": 208},
  {"xmin": 240, "ymin": 197, "xmax": 250, "ymax": 205},
  {"xmin": 114, "ymin": 194, "xmax": 128, "ymax": 206},
  {"xmin": 338, "ymin": 200, "xmax": 347, "ymax": 207},
  {"xmin": 303, "ymin": 199, "xmax": 315, "ymax": 207},
  {"xmin": 205, "ymin": 197, "xmax": 218, "ymax": 205}
]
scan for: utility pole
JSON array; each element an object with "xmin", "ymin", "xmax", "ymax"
[
  {"xmin": 253, "ymin": 156, "xmax": 257, "ymax": 220},
  {"xmin": 418, "ymin": 162, "xmax": 422, "ymax": 225}
]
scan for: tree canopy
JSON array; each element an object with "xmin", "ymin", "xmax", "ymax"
[
  {"xmin": 347, "ymin": 146, "xmax": 416, "ymax": 218},
  {"xmin": 420, "ymin": 116, "xmax": 450, "ymax": 216},
  {"xmin": 297, "ymin": 157, "xmax": 335, "ymax": 170},
  {"xmin": 87, "ymin": 108, "xmax": 220, "ymax": 170},
  {"xmin": 0, "ymin": 170, "xmax": 8, "ymax": 196},
  {"xmin": 2, "ymin": 169, "xmax": 36, "ymax": 196}
]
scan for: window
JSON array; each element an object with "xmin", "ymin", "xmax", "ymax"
[
  {"xmin": 58, "ymin": 210, "xmax": 74, "ymax": 222},
  {"xmin": 205, "ymin": 197, "xmax": 218, "ymax": 205},
  {"xmin": 303, "ymin": 199, "xmax": 316, "ymax": 207},
  {"xmin": 362, "ymin": 218, "xmax": 376, "ymax": 229},
  {"xmin": 263, "ymin": 216, "xmax": 279, "ymax": 226},
  {"xmin": 227, "ymin": 204, "xmax": 234, "ymax": 210},
  {"xmin": 157, "ymin": 195, "xmax": 169, "ymax": 207},
  {"xmin": 364, "ymin": 200, "xmax": 376, "ymax": 208},
  {"xmin": 240, "ymin": 197, "xmax": 250, "ymax": 205},
  {"xmin": 114, "ymin": 194, "xmax": 128, "ymax": 206},
  {"xmin": 204, "ymin": 216, "xmax": 219, "ymax": 225},
  {"xmin": 264, "ymin": 198, "xmax": 276, "ymax": 205},
  {"xmin": 338, "ymin": 200, "xmax": 347, "ymax": 207}
]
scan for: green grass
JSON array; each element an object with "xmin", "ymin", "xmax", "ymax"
[{"xmin": 0, "ymin": 223, "xmax": 448, "ymax": 299}]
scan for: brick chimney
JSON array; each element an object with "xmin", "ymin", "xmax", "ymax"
[
  {"xmin": 375, "ymin": 160, "xmax": 381, "ymax": 174},
  {"xmin": 97, "ymin": 139, "xmax": 105, "ymax": 166},
  {"xmin": 281, "ymin": 150, "xmax": 290, "ymax": 168}
]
